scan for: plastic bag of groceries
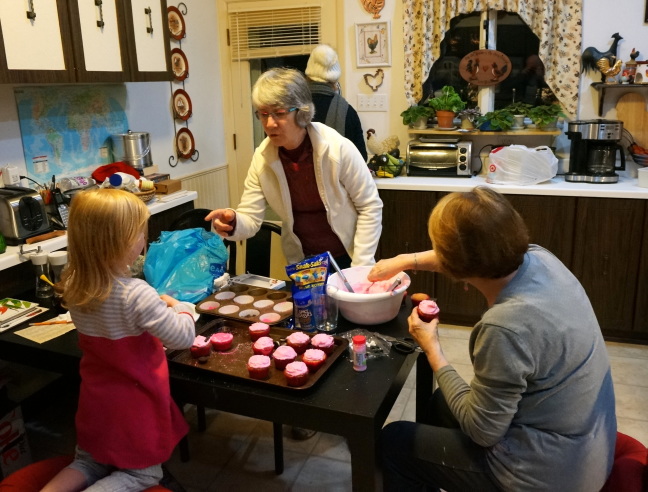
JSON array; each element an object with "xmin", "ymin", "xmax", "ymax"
[{"xmin": 487, "ymin": 145, "xmax": 558, "ymax": 185}]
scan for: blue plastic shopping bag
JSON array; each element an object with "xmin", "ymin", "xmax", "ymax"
[{"xmin": 144, "ymin": 228, "xmax": 228, "ymax": 303}]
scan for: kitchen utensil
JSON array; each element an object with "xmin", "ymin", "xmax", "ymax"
[
  {"xmin": 565, "ymin": 120, "xmax": 625, "ymax": 183},
  {"xmin": 387, "ymin": 275, "xmax": 403, "ymax": 295},
  {"xmin": 29, "ymin": 320, "xmax": 71, "ymax": 326},
  {"xmin": 39, "ymin": 274, "xmax": 55, "ymax": 287},
  {"xmin": 373, "ymin": 333, "xmax": 419, "ymax": 354},
  {"xmin": 327, "ymin": 252, "xmax": 355, "ymax": 293},
  {"xmin": 0, "ymin": 186, "xmax": 51, "ymax": 245}
]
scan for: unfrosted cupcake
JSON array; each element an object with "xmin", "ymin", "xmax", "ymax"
[
  {"xmin": 249, "ymin": 322, "xmax": 270, "ymax": 341},
  {"xmin": 417, "ymin": 299, "xmax": 440, "ymax": 322},
  {"xmin": 253, "ymin": 336, "xmax": 275, "ymax": 356},
  {"xmin": 247, "ymin": 355, "xmax": 271, "ymax": 380},
  {"xmin": 284, "ymin": 361, "xmax": 309, "ymax": 387},
  {"xmin": 286, "ymin": 331, "xmax": 311, "ymax": 355},
  {"xmin": 410, "ymin": 292, "xmax": 431, "ymax": 307},
  {"xmin": 273, "ymin": 301, "xmax": 293, "ymax": 314},
  {"xmin": 310, "ymin": 333, "xmax": 335, "ymax": 355},
  {"xmin": 272, "ymin": 345, "xmax": 297, "ymax": 370},
  {"xmin": 302, "ymin": 348, "xmax": 327, "ymax": 373},
  {"xmin": 190, "ymin": 335, "xmax": 211, "ymax": 359},
  {"xmin": 210, "ymin": 332, "xmax": 233, "ymax": 351}
]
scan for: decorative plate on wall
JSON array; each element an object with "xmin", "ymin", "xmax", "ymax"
[
  {"xmin": 167, "ymin": 6, "xmax": 186, "ymax": 40},
  {"xmin": 172, "ymin": 89, "xmax": 193, "ymax": 121},
  {"xmin": 459, "ymin": 50, "xmax": 512, "ymax": 86},
  {"xmin": 176, "ymin": 128, "xmax": 195, "ymax": 159},
  {"xmin": 170, "ymin": 48, "xmax": 189, "ymax": 81}
]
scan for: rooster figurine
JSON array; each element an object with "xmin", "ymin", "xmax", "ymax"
[
  {"xmin": 366, "ymin": 129, "xmax": 400, "ymax": 156},
  {"xmin": 597, "ymin": 56, "xmax": 623, "ymax": 83},
  {"xmin": 581, "ymin": 33, "xmax": 623, "ymax": 83}
]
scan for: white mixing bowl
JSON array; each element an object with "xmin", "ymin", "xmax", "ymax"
[{"xmin": 327, "ymin": 266, "xmax": 411, "ymax": 325}]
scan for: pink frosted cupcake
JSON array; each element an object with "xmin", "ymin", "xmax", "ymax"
[
  {"xmin": 417, "ymin": 299, "xmax": 440, "ymax": 322},
  {"xmin": 310, "ymin": 333, "xmax": 335, "ymax": 355},
  {"xmin": 272, "ymin": 345, "xmax": 298, "ymax": 370},
  {"xmin": 286, "ymin": 331, "xmax": 311, "ymax": 355},
  {"xmin": 190, "ymin": 335, "xmax": 211, "ymax": 359},
  {"xmin": 302, "ymin": 348, "xmax": 327, "ymax": 373},
  {"xmin": 284, "ymin": 361, "xmax": 309, "ymax": 387},
  {"xmin": 249, "ymin": 322, "xmax": 270, "ymax": 341},
  {"xmin": 252, "ymin": 336, "xmax": 275, "ymax": 356},
  {"xmin": 210, "ymin": 332, "xmax": 234, "ymax": 351},
  {"xmin": 247, "ymin": 355, "xmax": 271, "ymax": 380}
]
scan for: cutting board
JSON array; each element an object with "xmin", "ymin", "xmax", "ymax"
[{"xmin": 616, "ymin": 92, "xmax": 648, "ymax": 148}]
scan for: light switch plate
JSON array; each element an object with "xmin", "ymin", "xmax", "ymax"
[{"xmin": 357, "ymin": 94, "xmax": 388, "ymax": 112}]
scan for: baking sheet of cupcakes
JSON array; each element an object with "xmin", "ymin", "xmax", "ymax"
[
  {"xmin": 166, "ymin": 318, "xmax": 349, "ymax": 390},
  {"xmin": 196, "ymin": 284, "xmax": 294, "ymax": 325}
]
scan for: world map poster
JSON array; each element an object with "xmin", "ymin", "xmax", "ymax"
[{"xmin": 14, "ymin": 85, "xmax": 129, "ymax": 184}]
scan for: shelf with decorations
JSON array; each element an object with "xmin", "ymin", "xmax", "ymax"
[
  {"xmin": 408, "ymin": 128, "xmax": 561, "ymax": 137},
  {"xmin": 167, "ymin": 2, "xmax": 199, "ymax": 167},
  {"xmin": 591, "ymin": 83, "xmax": 648, "ymax": 117}
]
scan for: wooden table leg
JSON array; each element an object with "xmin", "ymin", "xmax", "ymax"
[
  {"xmin": 416, "ymin": 351, "xmax": 434, "ymax": 423},
  {"xmin": 347, "ymin": 425, "xmax": 380, "ymax": 492},
  {"xmin": 273, "ymin": 422, "xmax": 284, "ymax": 474}
]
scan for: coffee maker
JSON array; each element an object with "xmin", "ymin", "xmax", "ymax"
[{"xmin": 565, "ymin": 119, "xmax": 625, "ymax": 183}]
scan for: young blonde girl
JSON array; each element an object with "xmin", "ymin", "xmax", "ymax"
[{"xmin": 42, "ymin": 189, "xmax": 195, "ymax": 492}]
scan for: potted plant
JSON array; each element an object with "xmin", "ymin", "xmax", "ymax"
[
  {"xmin": 400, "ymin": 104, "xmax": 434, "ymax": 129},
  {"xmin": 457, "ymin": 107, "xmax": 481, "ymax": 130},
  {"xmin": 476, "ymin": 108, "xmax": 515, "ymax": 132},
  {"xmin": 505, "ymin": 102, "xmax": 532, "ymax": 129},
  {"xmin": 428, "ymin": 86, "xmax": 466, "ymax": 128},
  {"xmin": 528, "ymin": 104, "xmax": 566, "ymax": 131}
]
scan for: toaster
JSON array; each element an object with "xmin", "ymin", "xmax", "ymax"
[{"xmin": 0, "ymin": 186, "xmax": 52, "ymax": 245}]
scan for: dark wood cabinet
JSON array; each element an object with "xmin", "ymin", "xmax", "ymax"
[
  {"xmin": 379, "ymin": 189, "xmax": 648, "ymax": 343},
  {"xmin": 0, "ymin": 0, "xmax": 170, "ymax": 84},
  {"xmin": 571, "ymin": 197, "xmax": 646, "ymax": 343}
]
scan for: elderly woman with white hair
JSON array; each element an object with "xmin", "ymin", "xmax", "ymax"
[{"xmin": 206, "ymin": 67, "xmax": 382, "ymax": 270}]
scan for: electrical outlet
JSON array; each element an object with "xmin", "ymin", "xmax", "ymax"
[{"xmin": 358, "ymin": 94, "xmax": 388, "ymax": 112}]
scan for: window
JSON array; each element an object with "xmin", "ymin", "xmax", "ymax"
[{"xmin": 422, "ymin": 11, "xmax": 557, "ymax": 111}]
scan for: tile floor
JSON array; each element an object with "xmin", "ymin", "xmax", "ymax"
[{"xmin": 21, "ymin": 324, "xmax": 648, "ymax": 491}]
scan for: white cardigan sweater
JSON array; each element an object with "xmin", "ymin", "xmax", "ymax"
[{"xmin": 228, "ymin": 122, "xmax": 383, "ymax": 266}]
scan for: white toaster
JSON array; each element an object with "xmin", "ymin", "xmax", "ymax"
[{"xmin": 0, "ymin": 186, "xmax": 52, "ymax": 245}]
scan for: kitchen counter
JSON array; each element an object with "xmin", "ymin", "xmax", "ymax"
[
  {"xmin": 375, "ymin": 171, "xmax": 648, "ymax": 199},
  {"xmin": 0, "ymin": 190, "xmax": 197, "ymax": 271}
]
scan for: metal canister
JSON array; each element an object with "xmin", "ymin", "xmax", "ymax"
[{"xmin": 111, "ymin": 130, "xmax": 152, "ymax": 171}]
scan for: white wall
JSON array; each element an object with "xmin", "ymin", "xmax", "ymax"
[{"xmin": 0, "ymin": 0, "xmax": 225, "ymax": 182}]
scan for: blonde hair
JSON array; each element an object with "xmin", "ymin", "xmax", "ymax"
[
  {"xmin": 61, "ymin": 188, "xmax": 150, "ymax": 310},
  {"xmin": 428, "ymin": 187, "xmax": 529, "ymax": 280}
]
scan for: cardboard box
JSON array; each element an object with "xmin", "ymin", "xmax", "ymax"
[
  {"xmin": 154, "ymin": 179, "xmax": 181, "ymax": 194},
  {"xmin": 0, "ymin": 405, "xmax": 32, "ymax": 478},
  {"xmin": 145, "ymin": 173, "xmax": 171, "ymax": 184}
]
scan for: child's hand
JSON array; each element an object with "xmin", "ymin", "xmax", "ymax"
[{"xmin": 160, "ymin": 294, "xmax": 179, "ymax": 307}]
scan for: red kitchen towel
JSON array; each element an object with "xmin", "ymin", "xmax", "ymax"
[{"xmin": 92, "ymin": 162, "xmax": 141, "ymax": 184}]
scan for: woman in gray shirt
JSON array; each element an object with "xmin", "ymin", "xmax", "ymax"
[{"xmin": 369, "ymin": 187, "xmax": 616, "ymax": 491}]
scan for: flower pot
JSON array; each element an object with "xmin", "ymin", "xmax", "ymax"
[
  {"xmin": 512, "ymin": 115, "xmax": 526, "ymax": 130},
  {"xmin": 413, "ymin": 116, "xmax": 429, "ymax": 130},
  {"xmin": 536, "ymin": 118, "xmax": 558, "ymax": 131},
  {"xmin": 460, "ymin": 115, "xmax": 475, "ymax": 130},
  {"xmin": 436, "ymin": 110, "xmax": 456, "ymax": 129}
]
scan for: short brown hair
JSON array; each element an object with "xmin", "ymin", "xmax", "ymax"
[{"xmin": 428, "ymin": 187, "xmax": 529, "ymax": 279}]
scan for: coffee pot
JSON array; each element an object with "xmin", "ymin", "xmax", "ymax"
[{"xmin": 565, "ymin": 119, "xmax": 625, "ymax": 183}]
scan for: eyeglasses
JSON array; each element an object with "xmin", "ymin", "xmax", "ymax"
[{"xmin": 254, "ymin": 107, "xmax": 298, "ymax": 121}]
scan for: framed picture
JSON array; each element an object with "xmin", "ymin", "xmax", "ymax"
[{"xmin": 356, "ymin": 21, "xmax": 391, "ymax": 67}]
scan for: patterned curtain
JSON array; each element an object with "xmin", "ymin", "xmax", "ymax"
[{"xmin": 402, "ymin": 0, "xmax": 582, "ymax": 116}]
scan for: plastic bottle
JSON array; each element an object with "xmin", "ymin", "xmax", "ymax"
[
  {"xmin": 352, "ymin": 335, "xmax": 367, "ymax": 372},
  {"xmin": 108, "ymin": 172, "xmax": 136, "ymax": 189}
]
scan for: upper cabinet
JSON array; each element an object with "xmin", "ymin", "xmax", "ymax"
[{"xmin": 0, "ymin": 0, "xmax": 171, "ymax": 84}]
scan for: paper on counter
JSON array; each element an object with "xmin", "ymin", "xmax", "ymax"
[{"xmin": 15, "ymin": 322, "xmax": 75, "ymax": 344}]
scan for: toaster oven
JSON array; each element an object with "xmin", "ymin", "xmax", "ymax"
[
  {"xmin": 0, "ymin": 186, "xmax": 52, "ymax": 245},
  {"xmin": 406, "ymin": 138, "xmax": 474, "ymax": 177}
]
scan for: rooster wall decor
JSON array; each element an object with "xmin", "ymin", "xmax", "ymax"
[
  {"xmin": 363, "ymin": 69, "xmax": 384, "ymax": 92},
  {"xmin": 581, "ymin": 33, "xmax": 623, "ymax": 83},
  {"xmin": 361, "ymin": 0, "xmax": 384, "ymax": 19}
]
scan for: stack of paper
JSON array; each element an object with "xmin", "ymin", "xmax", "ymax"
[{"xmin": 0, "ymin": 298, "xmax": 46, "ymax": 332}]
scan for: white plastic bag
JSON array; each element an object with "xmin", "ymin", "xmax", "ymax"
[{"xmin": 487, "ymin": 145, "xmax": 558, "ymax": 185}]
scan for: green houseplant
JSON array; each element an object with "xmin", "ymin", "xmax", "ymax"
[
  {"xmin": 476, "ymin": 108, "xmax": 515, "ymax": 132},
  {"xmin": 428, "ymin": 86, "xmax": 466, "ymax": 128},
  {"xmin": 457, "ymin": 107, "xmax": 481, "ymax": 129},
  {"xmin": 400, "ymin": 104, "xmax": 434, "ymax": 129},
  {"xmin": 528, "ymin": 104, "xmax": 566, "ymax": 130},
  {"xmin": 505, "ymin": 102, "xmax": 533, "ymax": 116}
]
